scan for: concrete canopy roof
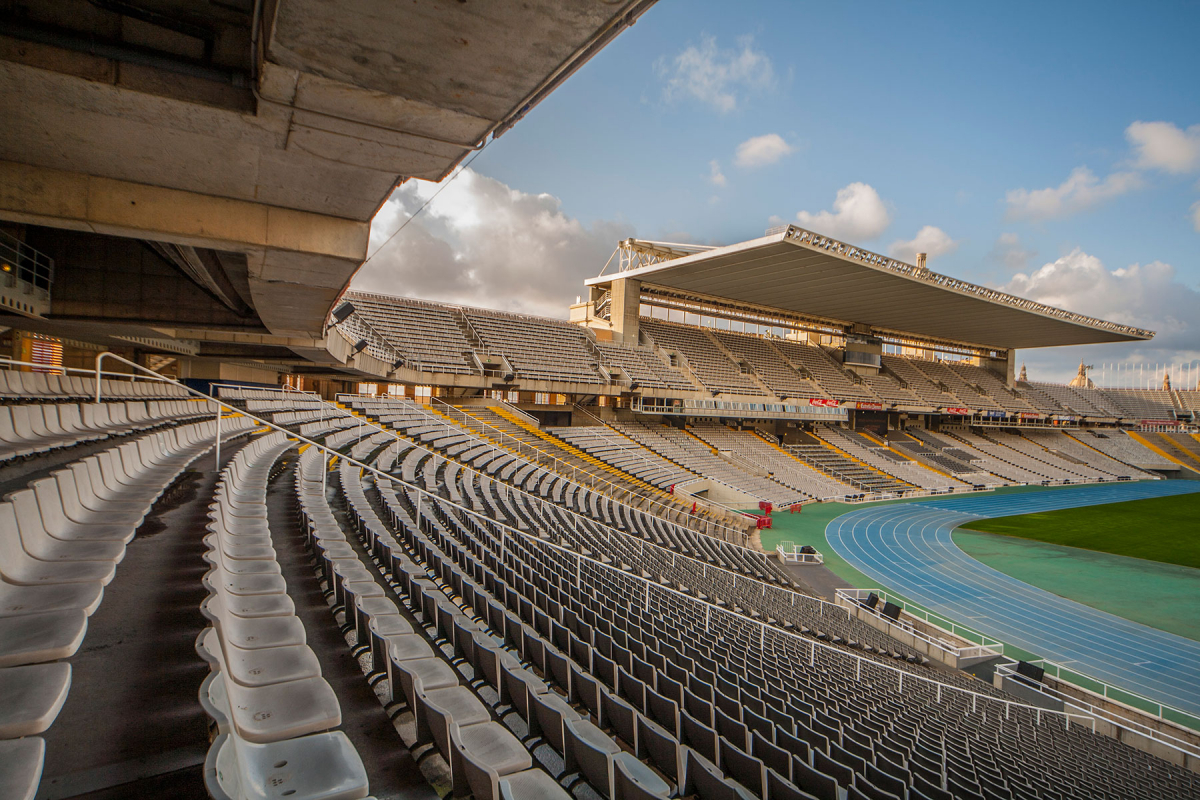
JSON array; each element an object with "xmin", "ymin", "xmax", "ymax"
[
  {"xmin": 586, "ymin": 227, "xmax": 1153, "ymax": 351},
  {"xmin": 0, "ymin": 0, "xmax": 654, "ymax": 342}
]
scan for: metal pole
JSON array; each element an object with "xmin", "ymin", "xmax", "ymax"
[{"xmin": 215, "ymin": 405, "xmax": 221, "ymax": 468}]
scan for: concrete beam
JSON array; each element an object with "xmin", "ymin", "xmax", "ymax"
[{"xmin": 0, "ymin": 160, "xmax": 368, "ymax": 337}]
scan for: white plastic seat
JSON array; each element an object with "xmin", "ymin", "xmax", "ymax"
[
  {"xmin": 7, "ymin": 492, "xmax": 125, "ymax": 563},
  {"xmin": 204, "ymin": 731, "xmax": 369, "ymax": 800},
  {"xmin": 0, "ymin": 503, "xmax": 117, "ymax": 586},
  {"xmin": 25, "ymin": 481, "xmax": 137, "ymax": 543},
  {"xmin": 0, "ymin": 662, "xmax": 71, "ymax": 737},
  {"xmin": 0, "ymin": 736, "xmax": 44, "ymax": 800},
  {"xmin": 202, "ymin": 670, "xmax": 341, "ymax": 744},
  {"xmin": 0, "ymin": 609, "xmax": 88, "ymax": 667},
  {"xmin": 197, "ymin": 627, "xmax": 321, "ymax": 688},
  {"xmin": 202, "ymin": 594, "xmax": 303, "ymax": 650}
]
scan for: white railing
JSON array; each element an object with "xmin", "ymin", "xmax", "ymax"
[
  {"xmin": 994, "ymin": 662, "xmax": 1200, "ymax": 762},
  {"xmin": 836, "ymin": 587, "xmax": 1005, "ymax": 662},
  {"xmin": 1003, "ymin": 658, "xmax": 1200, "ymax": 736},
  {"xmin": 776, "ymin": 541, "xmax": 823, "ymax": 564}
]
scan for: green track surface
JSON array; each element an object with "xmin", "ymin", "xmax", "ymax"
[
  {"xmin": 954, "ymin": 530, "xmax": 1200, "ymax": 644},
  {"xmin": 959, "ymin": 491, "xmax": 1200, "ymax": 569}
]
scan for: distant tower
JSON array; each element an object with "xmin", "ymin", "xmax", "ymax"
[
  {"xmin": 1162, "ymin": 371, "xmax": 1171, "ymax": 391},
  {"xmin": 1019, "ymin": 363, "xmax": 1028, "ymax": 382},
  {"xmin": 1068, "ymin": 361, "xmax": 1094, "ymax": 389},
  {"xmin": 915, "ymin": 253, "xmax": 928, "ymax": 272}
]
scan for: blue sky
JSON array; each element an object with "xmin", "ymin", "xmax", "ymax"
[{"xmin": 353, "ymin": 1, "xmax": 1200, "ymax": 385}]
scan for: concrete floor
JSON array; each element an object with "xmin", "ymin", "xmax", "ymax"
[
  {"xmin": 265, "ymin": 457, "xmax": 436, "ymax": 800},
  {"xmin": 36, "ymin": 442, "xmax": 241, "ymax": 799}
]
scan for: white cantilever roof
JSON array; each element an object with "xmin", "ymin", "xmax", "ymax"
[{"xmin": 585, "ymin": 226, "xmax": 1153, "ymax": 350}]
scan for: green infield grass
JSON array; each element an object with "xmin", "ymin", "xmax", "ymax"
[{"xmin": 959, "ymin": 490, "xmax": 1200, "ymax": 569}]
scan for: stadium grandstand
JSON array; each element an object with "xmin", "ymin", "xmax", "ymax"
[{"xmin": 1, "ymin": 3, "xmax": 1199, "ymax": 800}]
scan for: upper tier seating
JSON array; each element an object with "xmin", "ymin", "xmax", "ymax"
[
  {"xmin": 346, "ymin": 292, "xmax": 475, "ymax": 374},
  {"xmin": 771, "ymin": 340, "xmax": 877, "ymax": 402},
  {"xmin": 463, "ymin": 309, "xmax": 604, "ymax": 384},
  {"xmin": 640, "ymin": 319, "xmax": 765, "ymax": 396},
  {"xmin": 860, "ymin": 374, "xmax": 924, "ymax": 407},
  {"xmin": 1103, "ymin": 389, "xmax": 1178, "ymax": 421},
  {"xmin": 880, "ymin": 356, "xmax": 964, "ymax": 409},
  {"xmin": 1176, "ymin": 390, "xmax": 1200, "ymax": 414},
  {"xmin": 593, "ymin": 341, "xmax": 695, "ymax": 391},
  {"xmin": 710, "ymin": 330, "xmax": 828, "ymax": 399},
  {"xmin": 909, "ymin": 361, "xmax": 1005, "ymax": 412},
  {"xmin": 1016, "ymin": 383, "xmax": 1067, "ymax": 414},
  {"xmin": 948, "ymin": 363, "xmax": 1037, "ymax": 413}
]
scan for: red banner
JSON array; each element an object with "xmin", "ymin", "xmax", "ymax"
[
  {"xmin": 944, "ymin": 407, "xmax": 970, "ymax": 415},
  {"xmin": 808, "ymin": 398, "xmax": 840, "ymax": 408},
  {"xmin": 855, "ymin": 401, "xmax": 883, "ymax": 411},
  {"xmin": 1019, "ymin": 412, "xmax": 1040, "ymax": 420}
]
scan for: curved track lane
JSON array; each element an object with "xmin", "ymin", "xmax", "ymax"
[{"xmin": 825, "ymin": 481, "xmax": 1200, "ymax": 717}]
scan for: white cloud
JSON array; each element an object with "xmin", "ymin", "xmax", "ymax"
[
  {"xmin": 887, "ymin": 226, "xmax": 958, "ymax": 265},
  {"xmin": 352, "ymin": 169, "xmax": 632, "ymax": 318},
  {"xmin": 1126, "ymin": 120, "xmax": 1200, "ymax": 174},
  {"xmin": 1004, "ymin": 167, "xmax": 1142, "ymax": 221},
  {"xmin": 734, "ymin": 134, "xmax": 794, "ymax": 168},
  {"xmin": 989, "ymin": 232, "xmax": 1036, "ymax": 272},
  {"xmin": 708, "ymin": 160, "xmax": 727, "ymax": 187},
  {"xmin": 793, "ymin": 182, "xmax": 891, "ymax": 241},
  {"xmin": 657, "ymin": 34, "xmax": 774, "ymax": 113},
  {"xmin": 1002, "ymin": 248, "xmax": 1200, "ymax": 383},
  {"xmin": 1192, "ymin": 200, "xmax": 1200, "ymax": 232}
]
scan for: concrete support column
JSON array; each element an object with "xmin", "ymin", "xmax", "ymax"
[
  {"xmin": 977, "ymin": 350, "xmax": 1017, "ymax": 387},
  {"xmin": 611, "ymin": 277, "xmax": 641, "ymax": 345}
]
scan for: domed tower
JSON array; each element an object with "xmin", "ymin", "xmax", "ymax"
[{"xmin": 1068, "ymin": 361, "xmax": 1094, "ymax": 389}]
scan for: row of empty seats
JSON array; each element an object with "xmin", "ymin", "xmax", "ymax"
[
  {"xmin": 464, "ymin": 308, "xmax": 605, "ymax": 385},
  {"xmin": 1, "ymin": 413, "xmax": 253, "ymax": 799},
  {"xmin": 615, "ymin": 422, "xmax": 808, "ymax": 506},
  {"xmin": 338, "ymin": 294, "xmax": 1200, "ymax": 424},
  {"xmin": 549, "ymin": 425, "xmax": 697, "ymax": 490},
  {"xmin": 0, "ymin": 399, "xmax": 215, "ymax": 461},
  {"xmin": 688, "ymin": 423, "xmax": 855, "ymax": 500},
  {"xmin": 815, "ymin": 427, "xmax": 966, "ymax": 492},
  {"xmin": 641, "ymin": 319, "xmax": 766, "ymax": 397},
  {"xmin": 0, "ymin": 369, "xmax": 191, "ymax": 401},
  {"xmin": 297, "ymin": 405, "xmax": 1200, "ymax": 800},
  {"xmin": 199, "ymin": 432, "xmax": 373, "ymax": 799}
]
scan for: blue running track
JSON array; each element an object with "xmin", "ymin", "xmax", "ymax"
[{"xmin": 825, "ymin": 481, "xmax": 1200, "ymax": 717}]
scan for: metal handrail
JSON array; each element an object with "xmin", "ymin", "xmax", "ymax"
[{"xmin": 994, "ymin": 662, "xmax": 1200, "ymax": 758}]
